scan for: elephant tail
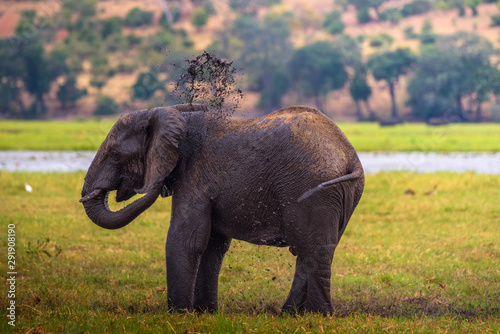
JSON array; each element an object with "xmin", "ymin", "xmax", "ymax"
[{"xmin": 297, "ymin": 156, "xmax": 364, "ymax": 203}]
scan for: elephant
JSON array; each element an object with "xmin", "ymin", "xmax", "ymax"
[{"xmin": 80, "ymin": 103, "xmax": 364, "ymax": 315}]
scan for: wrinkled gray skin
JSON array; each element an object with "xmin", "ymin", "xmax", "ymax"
[{"xmin": 80, "ymin": 104, "xmax": 364, "ymax": 315}]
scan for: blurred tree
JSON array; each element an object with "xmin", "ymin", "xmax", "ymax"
[
  {"xmin": 12, "ymin": 9, "xmax": 57, "ymax": 51},
  {"xmin": 348, "ymin": 0, "xmax": 385, "ymax": 23},
  {"xmin": 288, "ymin": 41, "xmax": 348, "ymax": 110},
  {"xmin": 450, "ymin": 0, "xmax": 466, "ymax": 16},
  {"xmin": 333, "ymin": 35, "xmax": 376, "ymax": 120},
  {"xmin": 335, "ymin": 0, "xmax": 349, "ymax": 11},
  {"xmin": 348, "ymin": 0, "xmax": 385, "ymax": 15},
  {"xmin": 491, "ymin": 14, "xmax": 500, "ymax": 26},
  {"xmin": 48, "ymin": 47, "xmax": 70, "ymax": 79},
  {"xmin": 125, "ymin": 8, "xmax": 154, "ymax": 27},
  {"xmin": 94, "ymin": 95, "xmax": 118, "ymax": 115},
  {"xmin": 21, "ymin": 43, "xmax": 52, "ymax": 117},
  {"xmin": 401, "ymin": 0, "xmax": 432, "ymax": 17},
  {"xmin": 378, "ymin": 8, "xmax": 403, "ymax": 23},
  {"xmin": 127, "ymin": 34, "xmax": 143, "ymax": 46},
  {"xmin": 368, "ymin": 48, "xmax": 416, "ymax": 120},
  {"xmin": 408, "ymin": 32, "xmax": 499, "ymax": 122},
  {"xmin": 323, "ymin": 10, "xmax": 345, "ymax": 35},
  {"xmin": 229, "ymin": 14, "xmax": 292, "ymax": 112},
  {"xmin": 357, "ymin": 8, "xmax": 372, "ymax": 23},
  {"xmin": 132, "ymin": 71, "xmax": 165, "ymax": 100},
  {"xmin": 150, "ymin": 31, "xmax": 175, "ymax": 52},
  {"xmin": 334, "ymin": 34, "xmax": 364, "ymax": 72},
  {"xmin": 100, "ymin": 17, "xmax": 123, "ymax": 39},
  {"xmin": 57, "ymin": 76, "xmax": 86, "ymax": 109},
  {"xmin": 191, "ymin": 7, "xmax": 210, "ymax": 30},
  {"xmin": 257, "ymin": 70, "xmax": 290, "ymax": 111},
  {"xmin": 230, "ymin": 0, "xmax": 280, "ymax": 15},
  {"xmin": 350, "ymin": 68, "xmax": 375, "ymax": 120},
  {"xmin": 404, "ymin": 26, "xmax": 418, "ymax": 40},
  {"xmin": 292, "ymin": 5, "xmax": 322, "ymax": 44},
  {"xmin": 466, "ymin": 0, "xmax": 481, "ymax": 16},
  {"xmin": 369, "ymin": 33, "xmax": 394, "ymax": 48},
  {"xmin": 0, "ymin": 40, "xmax": 25, "ymax": 116},
  {"xmin": 419, "ymin": 19, "xmax": 436, "ymax": 45},
  {"xmin": 159, "ymin": 7, "xmax": 182, "ymax": 30},
  {"xmin": 79, "ymin": 0, "xmax": 97, "ymax": 19},
  {"xmin": 90, "ymin": 53, "xmax": 111, "ymax": 92}
]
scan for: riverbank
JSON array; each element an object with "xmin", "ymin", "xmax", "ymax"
[
  {"xmin": 1, "ymin": 120, "xmax": 500, "ymax": 152},
  {"xmin": 2, "ymin": 151, "xmax": 500, "ymax": 174}
]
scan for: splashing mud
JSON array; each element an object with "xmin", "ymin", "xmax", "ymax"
[{"xmin": 173, "ymin": 51, "xmax": 243, "ymax": 118}]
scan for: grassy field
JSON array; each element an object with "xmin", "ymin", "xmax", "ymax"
[
  {"xmin": 1, "ymin": 119, "xmax": 500, "ymax": 152},
  {"xmin": 1, "ymin": 171, "xmax": 499, "ymax": 332}
]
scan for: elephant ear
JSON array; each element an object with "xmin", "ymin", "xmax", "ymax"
[{"xmin": 136, "ymin": 107, "xmax": 185, "ymax": 194}]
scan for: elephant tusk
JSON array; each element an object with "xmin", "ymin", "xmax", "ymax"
[{"xmin": 80, "ymin": 189, "xmax": 103, "ymax": 203}]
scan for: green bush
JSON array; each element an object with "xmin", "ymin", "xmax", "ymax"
[
  {"xmin": 435, "ymin": 1, "xmax": 451, "ymax": 10},
  {"xmin": 401, "ymin": 0, "xmax": 432, "ymax": 17},
  {"xmin": 404, "ymin": 26, "xmax": 418, "ymax": 39},
  {"xmin": 369, "ymin": 33, "xmax": 394, "ymax": 48},
  {"xmin": 419, "ymin": 19, "xmax": 436, "ymax": 44},
  {"xmin": 100, "ymin": 17, "xmax": 122, "ymax": 38},
  {"xmin": 117, "ymin": 62, "xmax": 136, "ymax": 74},
  {"xmin": 159, "ymin": 6, "xmax": 182, "ymax": 30},
  {"xmin": 378, "ymin": 8, "xmax": 402, "ymax": 23},
  {"xmin": 124, "ymin": 7, "xmax": 154, "ymax": 27},
  {"xmin": 191, "ymin": 7, "xmax": 209, "ymax": 28},
  {"xmin": 357, "ymin": 8, "xmax": 371, "ymax": 24},
  {"xmin": 94, "ymin": 95, "xmax": 118, "ymax": 115},
  {"xmin": 105, "ymin": 34, "xmax": 127, "ymax": 53},
  {"xmin": 323, "ymin": 10, "xmax": 345, "ymax": 35},
  {"xmin": 126, "ymin": 34, "xmax": 143, "ymax": 46},
  {"xmin": 132, "ymin": 71, "xmax": 163, "ymax": 100},
  {"xmin": 150, "ymin": 32, "xmax": 175, "ymax": 51},
  {"xmin": 491, "ymin": 14, "xmax": 500, "ymax": 27}
]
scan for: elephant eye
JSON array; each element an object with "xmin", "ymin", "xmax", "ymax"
[{"xmin": 109, "ymin": 150, "xmax": 122, "ymax": 162}]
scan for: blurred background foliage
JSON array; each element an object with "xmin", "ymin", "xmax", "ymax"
[{"xmin": 1, "ymin": 0, "xmax": 500, "ymax": 122}]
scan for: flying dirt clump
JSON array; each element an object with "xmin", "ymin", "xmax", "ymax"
[{"xmin": 173, "ymin": 51, "xmax": 243, "ymax": 119}]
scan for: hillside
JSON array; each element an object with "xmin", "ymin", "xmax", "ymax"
[{"xmin": 0, "ymin": 0, "xmax": 499, "ymax": 120}]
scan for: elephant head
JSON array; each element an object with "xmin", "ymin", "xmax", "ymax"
[{"xmin": 80, "ymin": 106, "xmax": 185, "ymax": 230}]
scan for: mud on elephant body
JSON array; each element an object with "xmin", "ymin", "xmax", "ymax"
[{"xmin": 80, "ymin": 104, "xmax": 364, "ymax": 315}]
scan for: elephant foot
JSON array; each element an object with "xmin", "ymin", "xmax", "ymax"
[
  {"xmin": 193, "ymin": 301, "xmax": 218, "ymax": 314},
  {"xmin": 281, "ymin": 302, "xmax": 305, "ymax": 315}
]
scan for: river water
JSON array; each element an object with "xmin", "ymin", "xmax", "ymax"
[{"xmin": 1, "ymin": 151, "xmax": 500, "ymax": 174}]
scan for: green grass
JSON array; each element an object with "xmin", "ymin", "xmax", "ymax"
[
  {"xmin": 342, "ymin": 122, "xmax": 500, "ymax": 152},
  {"xmin": 1, "ymin": 171, "xmax": 499, "ymax": 332},
  {"xmin": 0, "ymin": 119, "xmax": 116, "ymax": 151},
  {"xmin": 1, "ymin": 120, "xmax": 500, "ymax": 152}
]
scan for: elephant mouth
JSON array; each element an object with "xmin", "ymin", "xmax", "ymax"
[
  {"xmin": 80, "ymin": 189, "xmax": 113, "ymax": 212},
  {"xmin": 80, "ymin": 177, "xmax": 139, "ymax": 204},
  {"xmin": 80, "ymin": 187, "xmax": 135, "ymax": 205}
]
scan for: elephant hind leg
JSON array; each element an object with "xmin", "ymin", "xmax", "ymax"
[
  {"xmin": 282, "ymin": 203, "xmax": 339, "ymax": 315},
  {"xmin": 282, "ymin": 255, "xmax": 308, "ymax": 314},
  {"xmin": 282, "ymin": 249, "xmax": 336, "ymax": 315},
  {"xmin": 302, "ymin": 243, "xmax": 336, "ymax": 315},
  {"xmin": 193, "ymin": 230, "xmax": 231, "ymax": 313}
]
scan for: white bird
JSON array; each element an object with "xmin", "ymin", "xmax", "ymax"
[{"xmin": 25, "ymin": 184, "xmax": 32, "ymax": 192}]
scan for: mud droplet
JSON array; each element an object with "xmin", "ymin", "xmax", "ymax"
[{"xmin": 172, "ymin": 51, "xmax": 243, "ymax": 119}]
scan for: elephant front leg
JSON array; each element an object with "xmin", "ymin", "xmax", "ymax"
[
  {"xmin": 193, "ymin": 230, "xmax": 231, "ymax": 312},
  {"xmin": 165, "ymin": 200, "xmax": 212, "ymax": 312}
]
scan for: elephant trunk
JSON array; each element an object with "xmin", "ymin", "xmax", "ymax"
[{"xmin": 80, "ymin": 184, "xmax": 162, "ymax": 230}]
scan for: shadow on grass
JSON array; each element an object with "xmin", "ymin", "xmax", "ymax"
[
  {"xmin": 330, "ymin": 295, "xmax": 499, "ymax": 320},
  {"xmin": 88, "ymin": 295, "xmax": 499, "ymax": 320}
]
